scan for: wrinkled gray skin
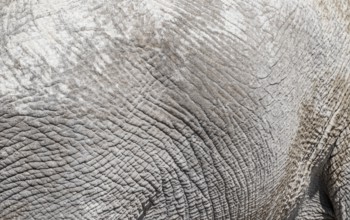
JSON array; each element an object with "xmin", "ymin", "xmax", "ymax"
[{"xmin": 1, "ymin": 0, "xmax": 350, "ymax": 219}]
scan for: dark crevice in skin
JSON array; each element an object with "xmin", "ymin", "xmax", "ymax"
[
  {"xmin": 322, "ymin": 135, "xmax": 349, "ymax": 220},
  {"xmin": 321, "ymin": 190, "xmax": 336, "ymax": 219},
  {"xmin": 312, "ymin": 151, "xmax": 337, "ymax": 219},
  {"xmin": 135, "ymin": 193, "xmax": 157, "ymax": 220},
  {"xmin": 287, "ymin": 141, "xmax": 338, "ymax": 220},
  {"xmin": 321, "ymin": 142, "xmax": 338, "ymax": 219}
]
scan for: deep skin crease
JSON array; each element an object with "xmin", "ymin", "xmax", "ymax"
[{"xmin": 1, "ymin": 0, "xmax": 350, "ymax": 219}]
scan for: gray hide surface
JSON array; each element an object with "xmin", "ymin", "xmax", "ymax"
[{"xmin": 1, "ymin": 0, "xmax": 350, "ymax": 219}]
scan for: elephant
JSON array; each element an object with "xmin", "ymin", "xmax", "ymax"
[{"xmin": 1, "ymin": 0, "xmax": 350, "ymax": 219}]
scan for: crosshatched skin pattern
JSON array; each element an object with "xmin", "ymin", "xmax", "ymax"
[{"xmin": 1, "ymin": 0, "xmax": 350, "ymax": 219}]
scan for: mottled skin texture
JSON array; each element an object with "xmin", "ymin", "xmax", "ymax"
[{"xmin": 1, "ymin": 0, "xmax": 350, "ymax": 219}]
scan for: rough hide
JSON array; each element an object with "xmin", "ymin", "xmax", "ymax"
[{"xmin": 1, "ymin": 0, "xmax": 350, "ymax": 219}]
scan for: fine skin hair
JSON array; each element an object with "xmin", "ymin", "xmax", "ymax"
[{"xmin": 1, "ymin": 0, "xmax": 350, "ymax": 219}]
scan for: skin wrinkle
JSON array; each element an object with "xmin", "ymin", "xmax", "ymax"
[
  {"xmin": 133, "ymin": 111, "xmax": 206, "ymax": 200},
  {"xmin": 0, "ymin": 100, "xmax": 161, "ymax": 217},
  {"xmin": 144, "ymin": 97, "xmax": 215, "ymax": 201},
  {"xmin": 171, "ymin": 33, "xmax": 266, "ymax": 217},
  {"xmin": 164, "ymin": 89, "xmax": 254, "ymax": 218},
  {"xmin": 127, "ymin": 106, "xmax": 211, "ymax": 218},
  {"xmin": 264, "ymin": 73, "xmax": 350, "ymax": 218},
  {"xmin": 161, "ymin": 21, "xmax": 268, "ymax": 203}
]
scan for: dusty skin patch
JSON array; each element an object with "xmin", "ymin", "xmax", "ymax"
[
  {"xmin": 261, "ymin": 72, "xmax": 350, "ymax": 219},
  {"xmin": 315, "ymin": 0, "xmax": 350, "ymax": 32}
]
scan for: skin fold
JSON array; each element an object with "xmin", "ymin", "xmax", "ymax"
[{"xmin": 0, "ymin": 0, "xmax": 350, "ymax": 219}]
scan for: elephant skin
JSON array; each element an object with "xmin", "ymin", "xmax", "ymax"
[{"xmin": 0, "ymin": 0, "xmax": 350, "ymax": 219}]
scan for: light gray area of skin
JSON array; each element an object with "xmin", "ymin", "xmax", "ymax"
[{"xmin": 1, "ymin": 0, "xmax": 350, "ymax": 219}]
